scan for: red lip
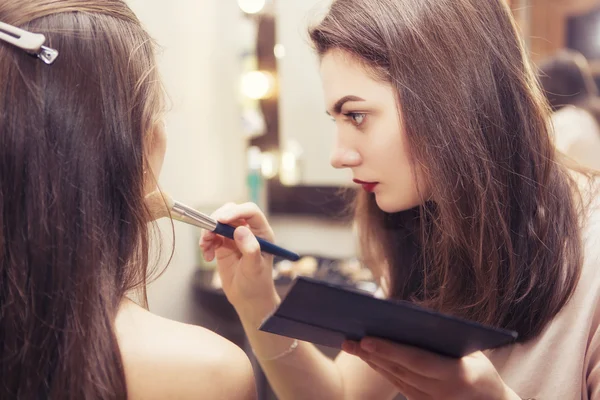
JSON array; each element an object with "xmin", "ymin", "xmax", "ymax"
[{"xmin": 353, "ymin": 179, "xmax": 379, "ymax": 193}]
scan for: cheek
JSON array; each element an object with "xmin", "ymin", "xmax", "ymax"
[
  {"xmin": 148, "ymin": 127, "xmax": 167, "ymax": 176},
  {"xmin": 157, "ymin": 132, "xmax": 167, "ymax": 164},
  {"xmin": 398, "ymin": 134, "xmax": 431, "ymax": 200},
  {"xmin": 372, "ymin": 123, "xmax": 412, "ymax": 178},
  {"xmin": 374, "ymin": 126, "xmax": 429, "ymax": 211}
]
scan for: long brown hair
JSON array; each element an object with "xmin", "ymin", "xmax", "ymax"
[
  {"xmin": 0, "ymin": 1, "xmax": 164, "ymax": 398},
  {"xmin": 310, "ymin": 0, "xmax": 583, "ymax": 341}
]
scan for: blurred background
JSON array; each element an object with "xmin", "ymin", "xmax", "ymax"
[{"xmin": 125, "ymin": 0, "xmax": 600, "ymax": 398}]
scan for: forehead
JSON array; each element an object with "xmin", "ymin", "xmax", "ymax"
[{"xmin": 320, "ymin": 50, "xmax": 394, "ymax": 109}]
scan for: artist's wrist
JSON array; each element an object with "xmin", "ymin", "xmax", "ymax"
[
  {"xmin": 234, "ymin": 293, "xmax": 281, "ymax": 329},
  {"xmin": 252, "ymin": 338, "xmax": 299, "ymax": 362}
]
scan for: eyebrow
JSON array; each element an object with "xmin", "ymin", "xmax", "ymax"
[{"xmin": 326, "ymin": 95, "xmax": 366, "ymax": 115}]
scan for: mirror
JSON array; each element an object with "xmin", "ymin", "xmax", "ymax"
[
  {"xmin": 275, "ymin": 0, "xmax": 347, "ymax": 187},
  {"xmin": 243, "ymin": 0, "xmax": 352, "ymax": 219}
]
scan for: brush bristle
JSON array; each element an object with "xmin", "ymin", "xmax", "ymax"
[{"xmin": 144, "ymin": 189, "xmax": 173, "ymax": 221}]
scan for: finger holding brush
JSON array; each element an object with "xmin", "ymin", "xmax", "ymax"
[
  {"xmin": 145, "ymin": 190, "xmax": 299, "ymax": 262},
  {"xmin": 199, "ymin": 202, "xmax": 282, "ymax": 312},
  {"xmin": 200, "ymin": 202, "xmax": 274, "ymax": 259}
]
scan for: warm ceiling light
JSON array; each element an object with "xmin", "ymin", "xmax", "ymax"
[
  {"xmin": 274, "ymin": 44, "xmax": 286, "ymax": 59},
  {"xmin": 241, "ymin": 70, "xmax": 274, "ymax": 100},
  {"xmin": 237, "ymin": 0, "xmax": 266, "ymax": 14}
]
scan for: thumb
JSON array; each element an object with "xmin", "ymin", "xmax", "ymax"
[{"xmin": 234, "ymin": 226, "xmax": 262, "ymax": 266}]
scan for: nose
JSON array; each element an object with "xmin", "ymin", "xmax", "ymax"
[{"xmin": 330, "ymin": 145, "xmax": 361, "ymax": 169}]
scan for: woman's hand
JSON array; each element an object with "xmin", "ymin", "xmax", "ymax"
[
  {"xmin": 343, "ymin": 338, "xmax": 520, "ymax": 400},
  {"xmin": 199, "ymin": 202, "xmax": 278, "ymax": 311}
]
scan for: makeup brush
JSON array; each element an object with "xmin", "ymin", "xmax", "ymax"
[{"xmin": 145, "ymin": 190, "xmax": 300, "ymax": 262}]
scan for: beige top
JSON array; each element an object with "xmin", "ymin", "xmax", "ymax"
[
  {"xmin": 487, "ymin": 182, "xmax": 600, "ymax": 399},
  {"xmin": 551, "ymin": 106, "xmax": 600, "ymax": 172}
]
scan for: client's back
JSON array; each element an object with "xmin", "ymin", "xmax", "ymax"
[{"xmin": 0, "ymin": 1, "xmax": 255, "ymax": 399}]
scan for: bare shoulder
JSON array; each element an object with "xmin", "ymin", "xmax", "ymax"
[{"xmin": 115, "ymin": 298, "xmax": 257, "ymax": 400}]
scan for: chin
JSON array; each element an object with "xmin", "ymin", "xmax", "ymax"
[
  {"xmin": 375, "ymin": 194, "xmax": 422, "ymax": 213},
  {"xmin": 374, "ymin": 198, "xmax": 406, "ymax": 213}
]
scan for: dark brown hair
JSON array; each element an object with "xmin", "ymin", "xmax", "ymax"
[
  {"xmin": 0, "ymin": 1, "xmax": 164, "ymax": 398},
  {"xmin": 310, "ymin": 0, "xmax": 584, "ymax": 341}
]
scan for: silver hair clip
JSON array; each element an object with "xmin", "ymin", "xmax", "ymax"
[{"xmin": 0, "ymin": 21, "xmax": 59, "ymax": 65}]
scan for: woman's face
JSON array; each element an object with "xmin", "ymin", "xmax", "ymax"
[{"xmin": 320, "ymin": 49, "xmax": 430, "ymax": 213}]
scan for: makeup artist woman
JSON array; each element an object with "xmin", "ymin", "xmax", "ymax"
[{"xmin": 201, "ymin": 0, "xmax": 600, "ymax": 399}]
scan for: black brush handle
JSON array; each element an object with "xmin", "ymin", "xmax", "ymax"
[{"xmin": 213, "ymin": 222, "xmax": 300, "ymax": 262}]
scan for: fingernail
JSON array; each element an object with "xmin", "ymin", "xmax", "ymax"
[{"xmin": 361, "ymin": 340, "xmax": 375, "ymax": 352}]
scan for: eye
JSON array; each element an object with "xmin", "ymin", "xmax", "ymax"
[{"xmin": 344, "ymin": 112, "xmax": 366, "ymax": 127}]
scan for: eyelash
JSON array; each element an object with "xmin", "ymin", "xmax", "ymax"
[{"xmin": 343, "ymin": 112, "xmax": 367, "ymax": 127}]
